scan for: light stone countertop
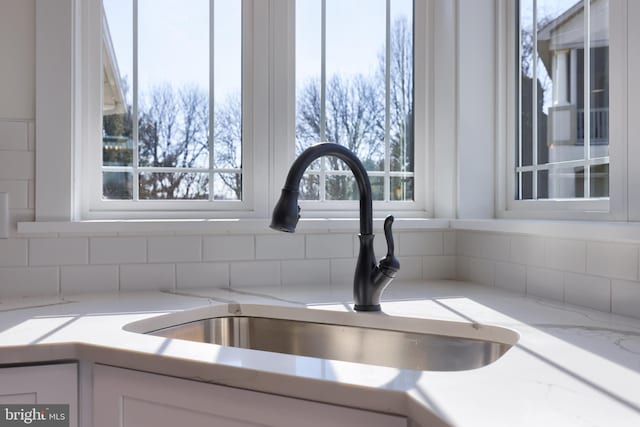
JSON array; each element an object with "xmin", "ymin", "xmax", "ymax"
[{"xmin": 0, "ymin": 280, "xmax": 639, "ymax": 427}]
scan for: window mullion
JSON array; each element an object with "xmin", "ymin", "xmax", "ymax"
[
  {"xmin": 384, "ymin": 0, "xmax": 391, "ymax": 202},
  {"xmin": 583, "ymin": 0, "xmax": 591, "ymax": 198},
  {"xmin": 132, "ymin": 0, "xmax": 140, "ymax": 202},
  {"xmin": 532, "ymin": 0, "xmax": 538, "ymax": 200},
  {"xmin": 209, "ymin": 0, "xmax": 215, "ymax": 201},
  {"xmin": 319, "ymin": 0, "xmax": 327, "ymax": 202}
]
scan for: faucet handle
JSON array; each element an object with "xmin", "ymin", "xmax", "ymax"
[{"xmin": 379, "ymin": 215, "xmax": 400, "ymax": 276}]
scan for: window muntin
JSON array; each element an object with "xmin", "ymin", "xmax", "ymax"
[
  {"xmin": 101, "ymin": 0, "xmax": 242, "ymax": 202},
  {"xmin": 517, "ymin": 0, "xmax": 609, "ymax": 200},
  {"xmin": 295, "ymin": 0, "xmax": 414, "ymax": 203}
]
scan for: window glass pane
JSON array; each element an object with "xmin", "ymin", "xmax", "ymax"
[
  {"xmin": 103, "ymin": 0, "xmax": 133, "ymax": 167},
  {"xmin": 214, "ymin": 0, "xmax": 242, "ymax": 169},
  {"xmin": 139, "ymin": 172, "xmax": 209, "ymax": 200},
  {"xmin": 138, "ymin": 0, "xmax": 210, "ymax": 169},
  {"xmin": 213, "ymin": 173, "xmax": 242, "ymax": 200},
  {"xmin": 103, "ymin": 172, "xmax": 132, "ymax": 200},
  {"xmin": 296, "ymin": 0, "xmax": 322, "ymax": 155},
  {"xmin": 590, "ymin": 164, "xmax": 609, "ymax": 198},
  {"xmin": 299, "ymin": 175, "xmax": 320, "ymax": 200},
  {"xmin": 295, "ymin": 0, "xmax": 414, "ymax": 202},
  {"xmin": 389, "ymin": 0, "xmax": 414, "ymax": 174},
  {"xmin": 101, "ymin": 0, "xmax": 243, "ymax": 204},
  {"xmin": 390, "ymin": 176, "xmax": 413, "ymax": 201},
  {"xmin": 517, "ymin": 0, "xmax": 609, "ymax": 201},
  {"xmin": 326, "ymin": 0, "xmax": 385, "ymax": 171},
  {"xmin": 326, "ymin": 175, "xmax": 358, "ymax": 200},
  {"xmin": 548, "ymin": 165, "xmax": 584, "ymax": 198}
]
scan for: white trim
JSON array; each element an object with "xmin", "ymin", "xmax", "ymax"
[
  {"xmin": 17, "ymin": 217, "xmax": 447, "ymax": 235},
  {"xmin": 35, "ymin": 0, "xmax": 75, "ymax": 221},
  {"xmin": 452, "ymin": 218, "xmax": 640, "ymax": 244},
  {"xmin": 497, "ymin": 0, "xmax": 627, "ymax": 220},
  {"xmin": 35, "ymin": 0, "xmax": 431, "ymax": 224}
]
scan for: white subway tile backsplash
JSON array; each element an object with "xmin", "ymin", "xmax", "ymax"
[
  {"xmin": 467, "ymin": 257, "xmax": 495, "ymax": 287},
  {"xmin": 510, "ymin": 235, "xmax": 545, "ymax": 267},
  {"xmin": 306, "ymin": 234, "xmax": 353, "ymax": 259},
  {"xmin": 457, "ymin": 231, "xmax": 509, "ymax": 261},
  {"xmin": 564, "ymin": 273, "xmax": 611, "ymax": 312},
  {"xmin": 120, "ymin": 264, "xmax": 175, "ymax": 291},
  {"xmin": 27, "ymin": 121, "xmax": 35, "ymax": 151},
  {"xmin": 443, "ymin": 231, "xmax": 457, "ymax": 256},
  {"xmin": 0, "ymin": 151, "xmax": 33, "ymax": 180},
  {"xmin": 611, "ymin": 279, "xmax": 640, "ymax": 319},
  {"xmin": 495, "ymin": 262, "xmax": 526, "ymax": 294},
  {"xmin": 0, "ymin": 121, "xmax": 28, "ymax": 151},
  {"xmin": 281, "ymin": 259, "xmax": 330, "ymax": 287},
  {"xmin": 0, "ymin": 267, "xmax": 58, "ymax": 298},
  {"xmin": 203, "ymin": 235, "xmax": 254, "ymax": 261},
  {"xmin": 422, "ymin": 256, "xmax": 456, "ymax": 280},
  {"xmin": 61, "ymin": 265, "xmax": 118, "ymax": 294},
  {"xmin": 586, "ymin": 242, "xmax": 638, "ymax": 281},
  {"xmin": 395, "ymin": 256, "xmax": 422, "ymax": 280},
  {"xmin": 230, "ymin": 261, "xmax": 280, "ymax": 287},
  {"xmin": 177, "ymin": 262, "xmax": 229, "ymax": 288},
  {"xmin": 148, "ymin": 236, "xmax": 201, "ymax": 263},
  {"xmin": 330, "ymin": 258, "xmax": 357, "ymax": 288},
  {"xmin": 91, "ymin": 237, "xmax": 147, "ymax": 264},
  {"xmin": 29, "ymin": 238, "xmax": 88, "ymax": 266},
  {"xmin": 456, "ymin": 256, "xmax": 472, "ymax": 282},
  {"xmin": 0, "ymin": 181, "xmax": 28, "ymax": 209},
  {"xmin": 398, "ymin": 232, "xmax": 443, "ymax": 256},
  {"xmin": 256, "ymin": 234, "xmax": 305, "ymax": 260},
  {"xmin": 0, "ymin": 239, "xmax": 27, "ymax": 267},
  {"xmin": 545, "ymin": 238, "xmax": 586, "ymax": 273},
  {"xmin": 526, "ymin": 266, "xmax": 564, "ymax": 301}
]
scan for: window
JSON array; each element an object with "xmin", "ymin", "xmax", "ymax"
[
  {"xmin": 33, "ymin": 0, "xmax": 428, "ymax": 222},
  {"xmin": 516, "ymin": 0, "xmax": 609, "ymax": 202},
  {"xmin": 294, "ymin": 0, "xmax": 415, "ymax": 203},
  {"xmin": 100, "ymin": 0, "xmax": 242, "ymax": 204}
]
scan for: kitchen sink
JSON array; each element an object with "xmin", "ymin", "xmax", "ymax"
[{"xmin": 143, "ymin": 307, "xmax": 518, "ymax": 371}]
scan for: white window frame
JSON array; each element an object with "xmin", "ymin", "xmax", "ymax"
[
  {"xmin": 34, "ymin": 0, "xmax": 431, "ymax": 222},
  {"xmin": 271, "ymin": 0, "xmax": 431, "ymax": 219},
  {"xmin": 496, "ymin": 0, "xmax": 629, "ymax": 221}
]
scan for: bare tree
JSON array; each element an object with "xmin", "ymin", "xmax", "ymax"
[
  {"xmin": 137, "ymin": 84, "xmax": 209, "ymax": 199},
  {"xmin": 213, "ymin": 93, "xmax": 243, "ymax": 200},
  {"xmin": 295, "ymin": 17, "xmax": 413, "ymax": 200}
]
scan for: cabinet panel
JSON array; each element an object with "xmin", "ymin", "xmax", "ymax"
[
  {"xmin": 94, "ymin": 365, "xmax": 406, "ymax": 427},
  {"xmin": 0, "ymin": 363, "xmax": 78, "ymax": 427}
]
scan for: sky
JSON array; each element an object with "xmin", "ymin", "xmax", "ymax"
[{"xmin": 103, "ymin": 0, "xmax": 412, "ymax": 104}]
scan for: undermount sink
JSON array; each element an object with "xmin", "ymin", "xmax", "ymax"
[{"xmin": 141, "ymin": 305, "xmax": 518, "ymax": 372}]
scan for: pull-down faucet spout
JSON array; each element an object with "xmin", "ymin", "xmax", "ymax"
[{"xmin": 270, "ymin": 142, "xmax": 400, "ymax": 311}]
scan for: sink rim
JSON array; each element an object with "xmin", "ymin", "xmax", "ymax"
[{"xmin": 125, "ymin": 303, "xmax": 520, "ymax": 347}]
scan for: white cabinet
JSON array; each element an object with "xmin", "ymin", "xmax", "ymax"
[
  {"xmin": 0, "ymin": 363, "xmax": 78, "ymax": 427},
  {"xmin": 93, "ymin": 365, "xmax": 406, "ymax": 427}
]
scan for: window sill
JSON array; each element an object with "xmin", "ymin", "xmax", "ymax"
[
  {"xmin": 451, "ymin": 219, "xmax": 640, "ymax": 243},
  {"xmin": 17, "ymin": 217, "xmax": 450, "ymax": 236}
]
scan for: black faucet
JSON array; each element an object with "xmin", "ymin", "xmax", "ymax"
[{"xmin": 270, "ymin": 142, "xmax": 400, "ymax": 312}]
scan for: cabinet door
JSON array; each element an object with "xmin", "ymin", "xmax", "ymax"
[
  {"xmin": 0, "ymin": 363, "xmax": 78, "ymax": 427},
  {"xmin": 94, "ymin": 365, "xmax": 406, "ymax": 427}
]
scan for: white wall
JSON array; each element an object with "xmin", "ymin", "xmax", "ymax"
[
  {"xmin": 0, "ymin": 0, "xmax": 35, "ymax": 120},
  {"xmin": 0, "ymin": 0, "xmax": 36, "ymax": 237}
]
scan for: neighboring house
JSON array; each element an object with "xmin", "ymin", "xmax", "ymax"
[
  {"xmin": 536, "ymin": 0, "xmax": 609, "ymax": 198},
  {"xmin": 103, "ymin": 11, "xmax": 126, "ymax": 117}
]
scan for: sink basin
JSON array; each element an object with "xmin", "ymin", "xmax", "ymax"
[{"xmin": 142, "ymin": 306, "xmax": 518, "ymax": 371}]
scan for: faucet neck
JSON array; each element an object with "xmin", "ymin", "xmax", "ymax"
[{"xmin": 283, "ymin": 143, "xmax": 373, "ymax": 235}]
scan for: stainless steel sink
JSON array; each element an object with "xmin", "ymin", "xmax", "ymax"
[{"xmin": 147, "ymin": 316, "xmax": 514, "ymax": 371}]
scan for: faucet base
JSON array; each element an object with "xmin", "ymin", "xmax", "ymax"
[{"xmin": 354, "ymin": 304, "xmax": 381, "ymax": 312}]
